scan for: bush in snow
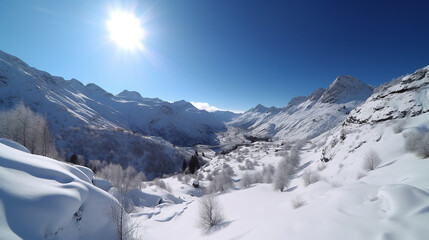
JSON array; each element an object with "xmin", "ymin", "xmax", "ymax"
[
  {"xmin": 261, "ymin": 164, "xmax": 275, "ymax": 183},
  {"xmin": 198, "ymin": 195, "xmax": 225, "ymax": 231},
  {"xmin": 245, "ymin": 159, "xmax": 255, "ymax": 170},
  {"xmin": 177, "ymin": 173, "xmax": 183, "ymax": 182},
  {"xmin": 273, "ymin": 160, "xmax": 292, "ymax": 192},
  {"xmin": 302, "ymin": 169, "xmax": 320, "ymax": 187},
  {"xmin": 87, "ymin": 159, "xmax": 107, "ymax": 173},
  {"xmin": 289, "ymin": 146, "xmax": 301, "ymax": 168},
  {"xmin": 404, "ymin": 128, "xmax": 429, "ymax": 158},
  {"xmin": 290, "ymin": 197, "xmax": 306, "ymax": 209},
  {"xmin": 393, "ymin": 120, "xmax": 406, "ymax": 134},
  {"xmin": 98, "ymin": 164, "xmax": 146, "ymax": 194},
  {"xmin": 416, "ymin": 133, "xmax": 429, "ymax": 158},
  {"xmin": 239, "ymin": 172, "xmax": 255, "ymax": 188},
  {"xmin": 153, "ymin": 178, "xmax": 171, "ymax": 192},
  {"xmin": 222, "ymin": 164, "xmax": 235, "ymax": 176},
  {"xmin": 207, "ymin": 171, "xmax": 233, "ymax": 194},
  {"xmin": 362, "ymin": 150, "xmax": 381, "ymax": 171}
]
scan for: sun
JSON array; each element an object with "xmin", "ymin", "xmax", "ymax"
[{"xmin": 107, "ymin": 10, "xmax": 144, "ymax": 50}]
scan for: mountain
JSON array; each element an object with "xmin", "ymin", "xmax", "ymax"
[
  {"xmin": 230, "ymin": 75, "xmax": 374, "ymax": 140},
  {"xmin": 0, "ymin": 50, "xmax": 233, "ymax": 177},
  {"xmin": 228, "ymin": 104, "xmax": 281, "ymax": 129}
]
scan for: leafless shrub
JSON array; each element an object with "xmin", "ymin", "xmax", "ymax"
[
  {"xmin": 198, "ymin": 195, "xmax": 225, "ymax": 231},
  {"xmin": 273, "ymin": 161, "xmax": 292, "ymax": 192},
  {"xmin": 404, "ymin": 128, "xmax": 429, "ymax": 158},
  {"xmin": 239, "ymin": 172, "xmax": 255, "ymax": 188},
  {"xmin": 302, "ymin": 170, "xmax": 320, "ymax": 187},
  {"xmin": 207, "ymin": 171, "xmax": 233, "ymax": 194},
  {"xmin": 261, "ymin": 164, "xmax": 275, "ymax": 183},
  {"xmin": 291, "ymin": 197, "xmax": 306, "ymax": 209},
  {"xmin": 363, "ymin": 150, "xmax": 381, "ymax": 171},
  {"xmin": 106, "ymin": 198, "xmax": 141, "ymax": 240}
]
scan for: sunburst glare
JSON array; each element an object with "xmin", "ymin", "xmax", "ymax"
[{"xmin": 107, "ymin": 10, "xmax": 144, "ymax": 51}]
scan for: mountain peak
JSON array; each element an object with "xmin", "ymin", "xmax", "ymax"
[
  {"xmin": 319, "ymin": 75, "xmax": 373, "ymax": 103},
  {"xmin": 254, "ymin": 104, "xmax": 268, "ymax": 112},
  {"xmin": 117, "ymin": 90, "xmax": 143, "ymax": 101},
  {"xmin": 308, "ymin": 88, "xmax": 325, "ymax": 101}
]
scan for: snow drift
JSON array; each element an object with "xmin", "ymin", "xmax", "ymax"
[{"xmin": 0, "ymin": 141, "xmax": 118, "ymax": 240}]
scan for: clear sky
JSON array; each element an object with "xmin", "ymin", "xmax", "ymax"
[{"xmin": 1, "ymin": 0, "xmax": 428, "ymax": 112}]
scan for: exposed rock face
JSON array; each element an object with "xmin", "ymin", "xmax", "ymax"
[{"xmin": 345, "ymin": 66, "xmax": 429, "ymax": 126}]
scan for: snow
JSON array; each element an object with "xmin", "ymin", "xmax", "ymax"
[
  {"xmin": 1, "ymin": 51, "xmax": 429, "ymax": 239},
  {"xmin": 133, "ymin": 110, "xmax": 429, "ymax": 239},
  {"xmin": 0, "ymin": 142, "xmax": 117, "ymax": 240},
  {"xmin": 0, "ymin": 138, "xmax": 30, "ymax": 153}
]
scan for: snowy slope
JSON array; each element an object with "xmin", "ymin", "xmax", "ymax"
[
  {"xmin": 135, "ymin": 111, "xmax": 429, "ymax": 240},
  {"xmin": 230, "ymin": 75, "xmax": 373, "ymax": 140},
  {"xmin": 0, "ymin": 141, "xmax": 118, "ymax": 240}
]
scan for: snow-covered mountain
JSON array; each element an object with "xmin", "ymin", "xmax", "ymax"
[
  {"xmin": 0, "ymin": 50, "xmax": 229, "ymax": 147},
  {"xmin": 0, "ymin": 50, "xmax": 235, "ymax": 177},
  {"xmin": 322, "ymin": 65, "xmax": 429, "ymax": 162},
  {"xmin": 230, "ymin": 75, "xmax": 374, "ymax": 140},
  {"xmin": 344, "ymin": 66, "xmax": 429, "ymax": 126}
]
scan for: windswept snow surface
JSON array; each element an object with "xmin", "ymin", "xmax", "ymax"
[{"xmin": 0, "ymin": 142, "xmax": 117, "ymax": 240}]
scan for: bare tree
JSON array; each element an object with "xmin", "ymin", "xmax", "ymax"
[
  {"xmin": 363, "ymin": 150, "xmax": 381, "ymax": 171},
  {"xmin": 239, "ymin": 172, "xmax": 255, "ymax": 188},
  {"xmin": 106, "ymin": 198, "xmax": 140, "ymax": 240},
  {"xmin": 302, "ymin": 169, "xmax": 320, "ymax": 187},
  {"xmin": 0, "ymin": 102, "xmax": 59, "ymax": 158},
  {"xmin": 273, "ymin": 164, "xmax": 290, "ymax": 192},
  {"xmin": 198, "ymin": 195, "xmax": 225, "ymax": 231}
]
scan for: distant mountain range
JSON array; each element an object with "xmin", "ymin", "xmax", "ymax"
[
  {"xmin": 0, "ymin": 50, "xmax": 236, "ymax": 178},
  {"xmin": 230, "ymin": 75, "xmax": 374, "ymax": 141}
]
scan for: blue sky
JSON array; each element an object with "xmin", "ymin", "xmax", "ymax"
[{"xmin": 1, "ymin": 0, "xmax": 428, "ymax": 112}]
